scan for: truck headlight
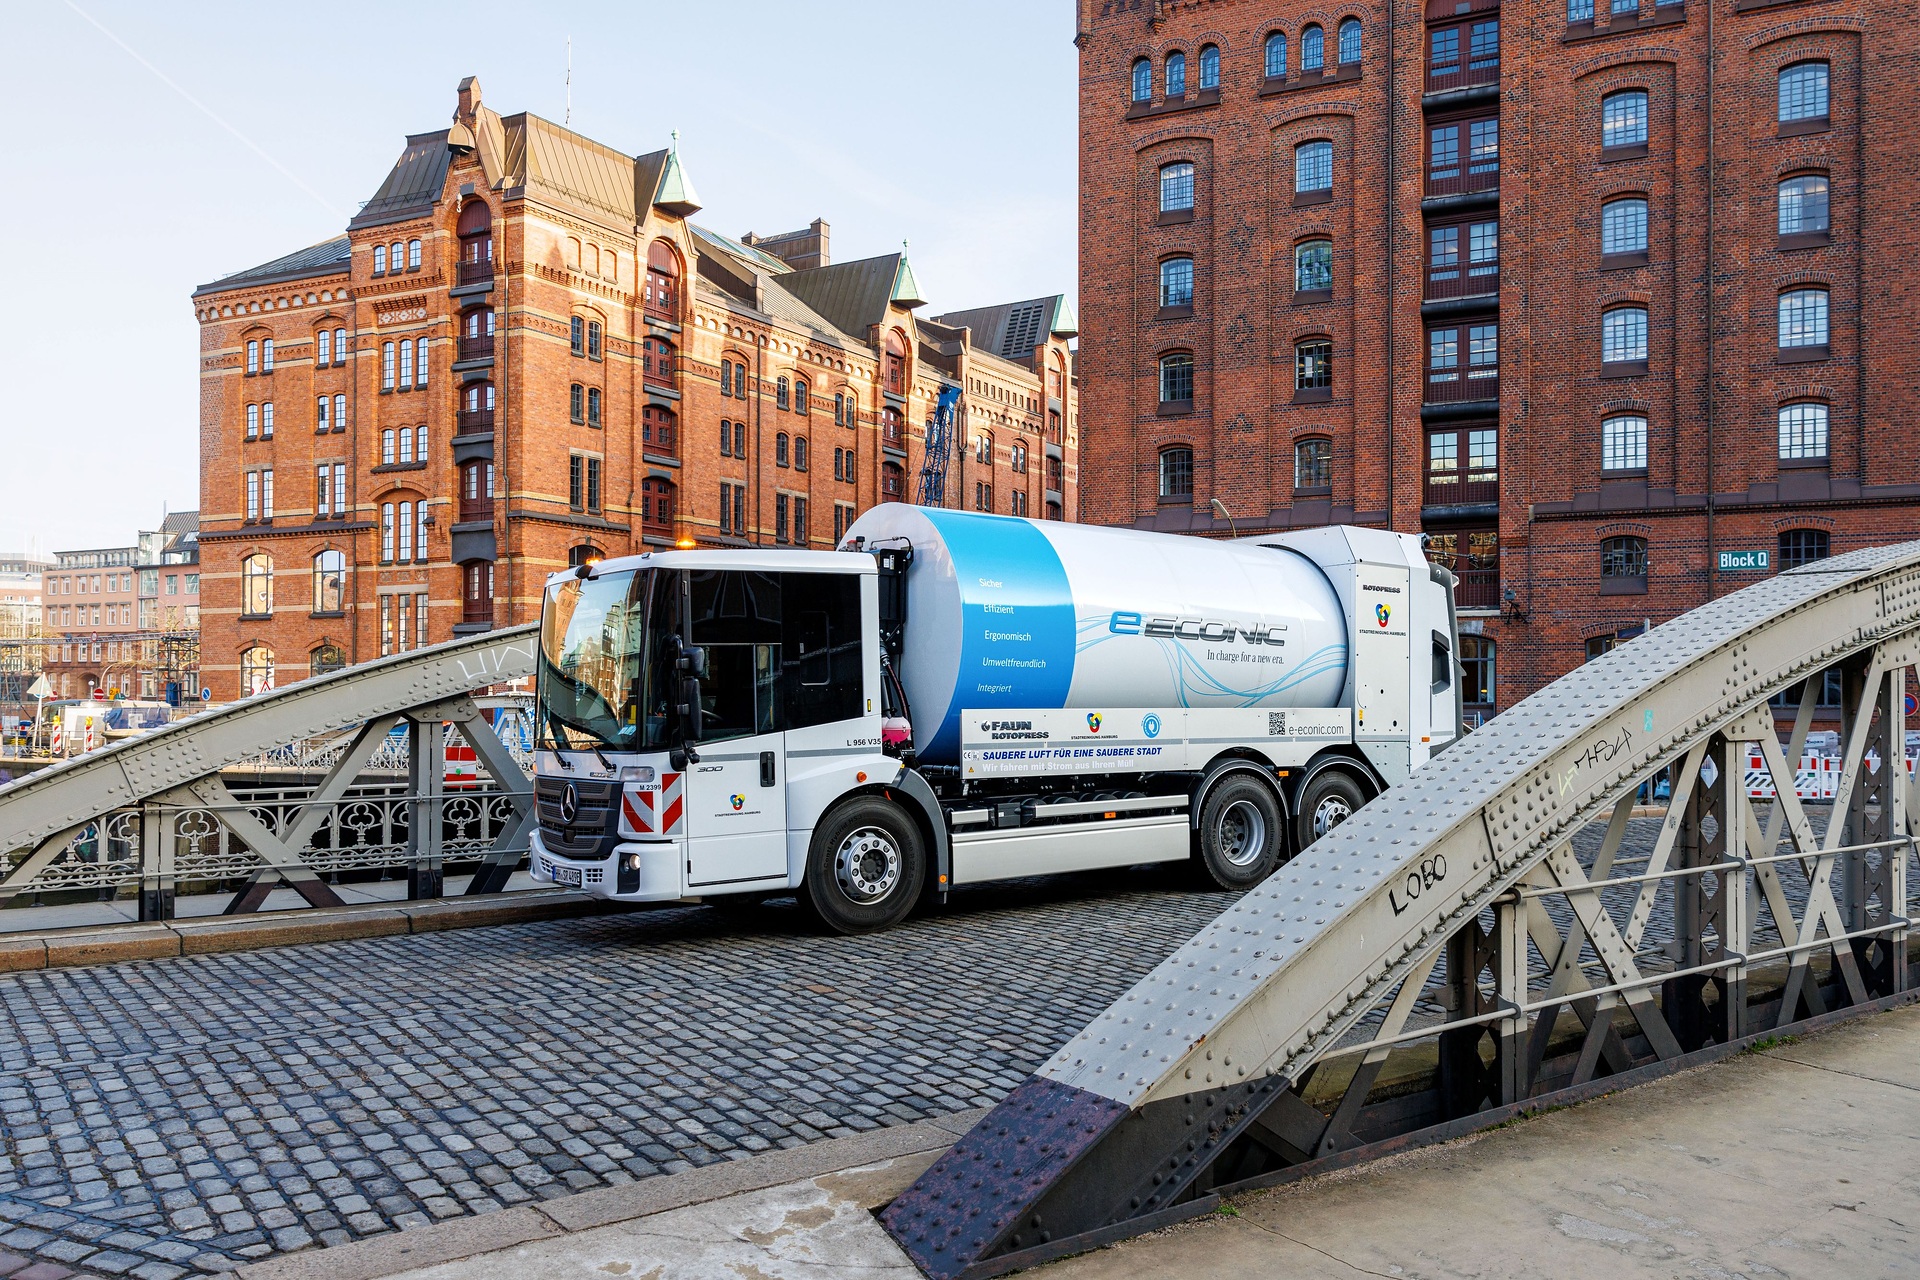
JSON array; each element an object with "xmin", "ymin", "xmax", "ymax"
[{"xmin": 624, "ymin": 853, "xmax": 643, "ymax": 872}]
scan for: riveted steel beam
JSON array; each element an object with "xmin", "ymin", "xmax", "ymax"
[{"xmin": 884, "ymin": 543, "xmax": 1920, "ymax": 1279}]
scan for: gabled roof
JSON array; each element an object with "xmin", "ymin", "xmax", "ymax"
[
  {"xmin": 778, "ymin": 254, "xmax": 907, "ymax": 340},
  {"xmin": 348, "ymin": 131, "xmax": 453, "ymax": 231},
  {"xmin": 930, "ymin": 294, "xmax": 1073, "ymax": 364},
  {"xmin": 689, "ymin": 227, "xmax": 865, "ymax": 350},
  {"xmin": 194, "ymin": 236, "xmax": 351, "ymax": 296}
]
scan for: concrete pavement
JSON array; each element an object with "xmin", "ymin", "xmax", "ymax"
[{"xmin": 344, "ymin": 999, "xmax": 1920, "ymax": 1280}]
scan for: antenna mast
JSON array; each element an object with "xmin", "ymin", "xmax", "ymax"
[{"xmin": 565, "ymin": 37, "xmax": 572, "ymax": 125}]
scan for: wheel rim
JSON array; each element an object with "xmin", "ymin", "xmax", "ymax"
[
  {"xmin": 1217, "ymin": 799, "xmax": 1268, "ymax": 868},
  {"xmin": 835, "ymin": 826, "xmax": 901, "ymax": 902},
  {"xmin": 1312, "ymin": 794, "xmax": 1354, "ymax": 838}
]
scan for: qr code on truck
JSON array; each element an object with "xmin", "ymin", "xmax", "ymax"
[{"xmin": 1268, "ymin": 712, "xmax": 1287, "ymax": 736}]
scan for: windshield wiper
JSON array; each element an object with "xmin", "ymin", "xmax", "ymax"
[{"xmin": 590, "ymin": 745, "xmax": 616, "ymax": 772}]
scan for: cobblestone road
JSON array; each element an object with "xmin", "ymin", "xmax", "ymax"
[{"xmin": 0, "ymin": 868, "xmax": 1238, "ymax": 1278}]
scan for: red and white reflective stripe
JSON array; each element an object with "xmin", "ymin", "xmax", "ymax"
[
  {"xmin": 84, "ymin": 721, "xmax": 95, "ymax": 752},
  {"xmin": 620, "ymin": 772, "xmax": 685, "ymax": 837},
  {"xmin": 445, "ymin": 743, "xmax": 479, "ymax": 789},
  {"xmin": 49, "ymin": 724, "xmax": 62, "ymax": 753}
]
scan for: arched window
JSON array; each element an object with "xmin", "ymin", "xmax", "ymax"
[
  {"xmin": 882, "ymin": 460, "xmax": 906, "ymax": 498},
  {"xmin": 1160, "ymin": 256, "xmax": 1194, "ymax": 308},
  {"xmin": 407, "ymin": 238, "xmax": 422, "ymax": 270},
  {"xmin": 1295, "ymin": 140, "xmax": 1334, "ymax": 194},
  {"xmin": 1460, "ymin": 635, "xmax": 1495, "ymax": 710},
  {"xmin": 1600, "ymin": 536, "xmax": 1648, "ymax": 588},
  {"xmin": 568, "ymin": 544, "xmax": 602, "ymax": 568},
  {"xmin": 240, "ymin": 645, "xmax": 275, "ymax": 696},
  {"xmin": 976, "ymin": 431, "xmax": 994, "ymax": 465},
  {"xmin": 1601, "ymin": 306, "xmax": 1648, "ymax": 366},
  {"xmin": 241, "ymin": 553, "xmax": 272, "ymax": 617},
  {"xmin": 1778, "ymin": 288, "xmax": 1829, "ymax": 350},
  {"xmin": 1158, "ymin": 447, "xmax": 1194, "ymax": 499},
  {"xmin": 1166, "ymin": 51, "xmax": 1187, "ymax": 97},
  {"xmin": 380, "ymin": 342, "xmax": 396, "ymax": 390},
  {"xmin": 1601, "ymin": 197, "xmax": 1649, "ymax": 256},
  {"xmin": 1777, "ymin": 529, "xmax": 1830, "ymax": 570},
  {"xmin": 641, "ymin": 477, "xmax": 675, "ymax": 532},
  {"xmin": 1602, "ymin": 90, "xmax": 1648, "ymax": 149},
  {"xmin": 1338, "ymin": 18, "xmax": 1362, "ymax": 64},
  {"xmin": 390, "ymin": 242, "xmax": 404, "ymax": 274},
  {"xmin": 1778, "ymin": 61, "xmax": 1829, "ymax": 125},
  {"xmin": 316, "ymin": 328, "xmax": 332, "ymax": 365},
  {"xmin": 795, "ymin": 379, "xmax": 810, "ymax": 414},
  {"xmin": 1132, "ymin": 57, "xmax": 1152, "ymax": 101},
  {"xmin": 462, "ymin": 561, "xmax": 495, "ymax": 624},
  {"xmin": 1778, "ymin": 174, "xmax": 1830, "ymax": 238},
  {"xmin": 884, "ymin": 329, "xmax": 910, "ymax": 393},
  {"xmin": 1158, "ymin": 352, "xmax": 1195, "ymax": 406},
  {"xmin": 643, "ymin": 336, "xmax": 676, "ymax": 386},
  {"xmin": 310, "ymin": 644, "xmax": 345, "ymax": 678},
  {"xmin": 1294, "ymin": 437, "xmax": 1333, "ymax": 490},
  {"xmin": 1265, "ymin": 31, "xmax": 1288, "ymax": 79},
  {"xmin": 373, "ymin": 244, "xmax": 387, "ymax": 275},
  {"xmin": 1011, "ymin": 439, "xmax": 1029, "ymax": 473},
  {"xmin": 457, "ymin": 199, "xmax": 493, "ymax": 283},
  {"xmin": 312, "ymin": 550, "xmax": 345, "ymax": 614},
  {"xmin": 1302, "ymin": 24, "xmax": 1325, "ymax": 70},
  {"xmin": 399, "ymin": 338, "xmax": 414, "ymax": 388},
  {"xmin": 1159, "ymin": 161, "xmax": 1196, "ymax": 213},
  {"xmin": 776, "ymin": 432, "xmax": 791, "ymax": 466},
  {"xmin": 794, "ymin": 436, "xmax": 809, "ymax": 471},
  {"xmin": 1295, "ymin": 239, "xmax": 1334, "ymax": 293},
  {"xmin": 643, "ymin": 404, "xmax": 677, "ymax": 455},
  {"xmin": 646, "ymin": 240, "xmax": 681, "ymax": 318},
  {"xmin": 1602, "ymin": 414, "xmax": 1648, "ymax": 472},
  {"xmin": 1778, "ymin": 402, "xmax": 1829, "ymax": 461},
  {"xmin": 1295, "ymin": 338, "xmax": 1333, "ymax": 392},
  {"xmin": 1199, "ymin": 44, "xmax": 1220, "ymax": 90}
]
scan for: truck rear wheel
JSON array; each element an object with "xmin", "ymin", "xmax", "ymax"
[
  {"xmin": 1195, "ymin": 774, "xmax": 1286, "ymax": 889},
  {"xmin": 1295, "ymin": 768, "xmax": 1369, "ymax": 854},
  {"xmin": 802, "ymin": 797, "xmax": 926, "ymax": 935}
]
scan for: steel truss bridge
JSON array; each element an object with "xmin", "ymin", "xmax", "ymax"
[
  {"xmin": 0, "ymin": 626, "xmax": 537, "ymax": 916},
  {"xmin": 883, "ymin": 540, "xmax": 1920, "ymax": 1278},
  {"xmin": 2, "ymin": 547, "xmax": 1918, "ymax": 1280}
]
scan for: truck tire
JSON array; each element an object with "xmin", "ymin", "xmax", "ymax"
[
  {"xmin": 802, "ymin": 797, "xmax": 926, "ymax": 935},
  {"xmin": 1295, "ymin": 768, "xmax": 1369, "ymax": 854},
  {"xmin": 1195, "ymin": 774, "xmax": 1287, "ymax": 889}
]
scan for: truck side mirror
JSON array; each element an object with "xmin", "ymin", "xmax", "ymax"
[
  {"xmin": 677, "ymin": 675, "xmax": 704, "ymax": 742},
  {"xmin": 683, "ymin": 645, "xmax": 707, "ymax": 679}
]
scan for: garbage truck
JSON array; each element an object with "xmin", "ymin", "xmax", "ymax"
[{"xmin": 529, "ymin": 505, "xmax": 1461, "ymax": 933}]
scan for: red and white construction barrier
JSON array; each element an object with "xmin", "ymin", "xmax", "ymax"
[{"xmin": 1745, "ymin": 747, "xmax": 1917, "ymax": 800}]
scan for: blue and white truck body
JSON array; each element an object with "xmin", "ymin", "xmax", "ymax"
[{"xmin": 528, "ymin": 505, "xmax": 1459, "ymax": 932}]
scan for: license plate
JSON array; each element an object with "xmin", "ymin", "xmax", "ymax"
[{"xmin": 550, "ymin": 862, "xmax": 583, "ymax": 887}]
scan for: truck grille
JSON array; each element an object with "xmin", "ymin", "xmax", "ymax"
[{"xmin": 535, "ymin": 776, "xmax": 621, "ymax": 860}]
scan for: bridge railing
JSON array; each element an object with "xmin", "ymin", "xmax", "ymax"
[{"xmin": 0, "ymin": 626, "xmax": 541, "ymax": 927}]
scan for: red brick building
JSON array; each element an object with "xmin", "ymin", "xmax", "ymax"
[
  {"xmin": 193, "ymin": 77, "xmax": 1079, "ymax": 700},
  {"xmin": 1075, "ymin": 0, "xmax": 1917, "ymax": 717}
]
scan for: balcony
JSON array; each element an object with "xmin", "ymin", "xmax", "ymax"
[
  {"xmin": 640, "ymin": 478, "xmax": 675, "ymax": 538},
  {"xmin": 457, "ymin": 335, "xmax": 495, "ymax": 362},
  {"xmin": 459, "ymin": 496, "xmax": 495, "ymax": 524},
  {"xmin": 1425, "ymin": 255, "xmax": 1500, "ymax": 303},
  {"xmin": 462, "ymin": 598, "xmax": 494, "ymax": 626},
  {"xmin": 882, "ymin": 416, "xmax": 906, "ymax": 448},
  {"xmin": 1425, "ymin": 426, "xmax": 1500, "ymax": 507},
  {"xmin": 1426, "ymin": 157, "xmax": 1499, "ymax": 199},
  {"xmin": 457, "ymin": 258, "xmax": 493, "ymax": 287},
  {"xmin": 457, "ymin": 408, "xmax": 495, "ymax": 434},
  {"xmin": 1427, "ymin": 0, "xmax": 1497, "ymax": 16},
  {"xmin": 642, "ymin": 339, "xmax": 676, "ymax": 391},
  {"xmin": 1454, "ymin": 565, "xmax": 1500, "ymax": 609},
  {"xmin": 1426, "ymin": 367, "xmax": 1500, "ymax": 404},
  {"xmin": 881, "ymin": 468, "xmax": 905, "ymax": 499}
]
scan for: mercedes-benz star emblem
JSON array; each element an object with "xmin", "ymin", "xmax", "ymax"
[{"xmin": 557, "ymin": 782, "xmax": 579, "ymax": 824}]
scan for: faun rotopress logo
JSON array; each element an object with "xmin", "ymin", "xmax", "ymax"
[
  {"xmin": 1375, "ymin": 602, "xmax": 1392, "ymax": 628},
  {"xmin": 1086, "ymin": 712, "xmax": 1103, "ymax": 733},
  {"xmin": 1141, "ymin": 713, "xmax": 1162, "ymax": 739},
  {"xmin": 729, "ymin": 793, "xmax": 746, "ymax": 811}
]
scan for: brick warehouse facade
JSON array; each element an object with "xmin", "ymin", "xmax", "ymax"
[
  {"xmin": 1075, "ymin": 0, "xmax": 1919, "ymax": 718},
  {"xmin": 193, "ymin": 77, "xmax": 1079, "ymax": 699}
]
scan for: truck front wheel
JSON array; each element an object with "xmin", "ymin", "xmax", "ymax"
[
  {"xmin": 1295, "ymin": 768, "xmax": 1369, "ymax": 854},
  {"xmin": 803, "ymin": 798, "xmax": 926, "ymax": 935},
  {"xmin": 1195, "ymin": 774, "xmax": 1287, "ymax": 889}
]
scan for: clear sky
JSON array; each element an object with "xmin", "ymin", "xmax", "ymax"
[{"xmin": 0, "ymin": 0, "xmax": 1078, "ymax": 554}]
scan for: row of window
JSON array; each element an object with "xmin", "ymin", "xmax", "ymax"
[
  {"xmin": 570, "ymin": 383, "xmax": 603, "ymax": 427},
  {"xmin": 371, "ymin": 239, "xmax": 423, "ymax": 276},
  {"xmin": 570, "ymin": 317, "xmax": 604, "ymax": 361},
  {"xmin": 379, "ymin": 339, "xmax": 430, "ymax": 391},
  {"xmin": 379, "ymin": 425, "xmax": 430, "ymax": 466},
  {"xmin": 1129, "ymin": 20, "xmax": 1362, "ymax": 102},
  {"xmin": 315, "ymin": 393, "xmax": 347, "ymax": 433},
  {"xmin": 1594, "ymin": 529, "xmax": 1829, "ymax": 586},
  {"xmin": 42, "ymin": 573, "xmax": 131, "ymax": 596}
]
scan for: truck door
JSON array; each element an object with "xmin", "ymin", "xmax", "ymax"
[{"xmin": 683, "ymin": 571, "xmax": 788, "ymax": 888}]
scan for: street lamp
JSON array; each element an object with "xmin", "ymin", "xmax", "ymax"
[{"xmin": 1210, "ymin": 498, "xmax": 1239, "ymax": 538}]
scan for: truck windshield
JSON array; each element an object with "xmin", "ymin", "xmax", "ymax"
[{"xmin": 537, "ymin": 569, "xmax": 670, "ymax": 752}]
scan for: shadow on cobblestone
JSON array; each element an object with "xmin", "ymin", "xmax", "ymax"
[{"xmin": 0, "ymin": 866, "xmax": 1237, "ymax": 1276}]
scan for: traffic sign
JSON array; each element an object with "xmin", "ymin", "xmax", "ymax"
[
  {"xmin": 1718, "ymin": 548, "xmax": 1771, "ymax": 573},
  {"xmin": 26, "ymin": 675, "xmax": 51, "ymax": 700},
  {"xmin": 201, "ymin": 687, "xmax": 212, "ymax": 703}
]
